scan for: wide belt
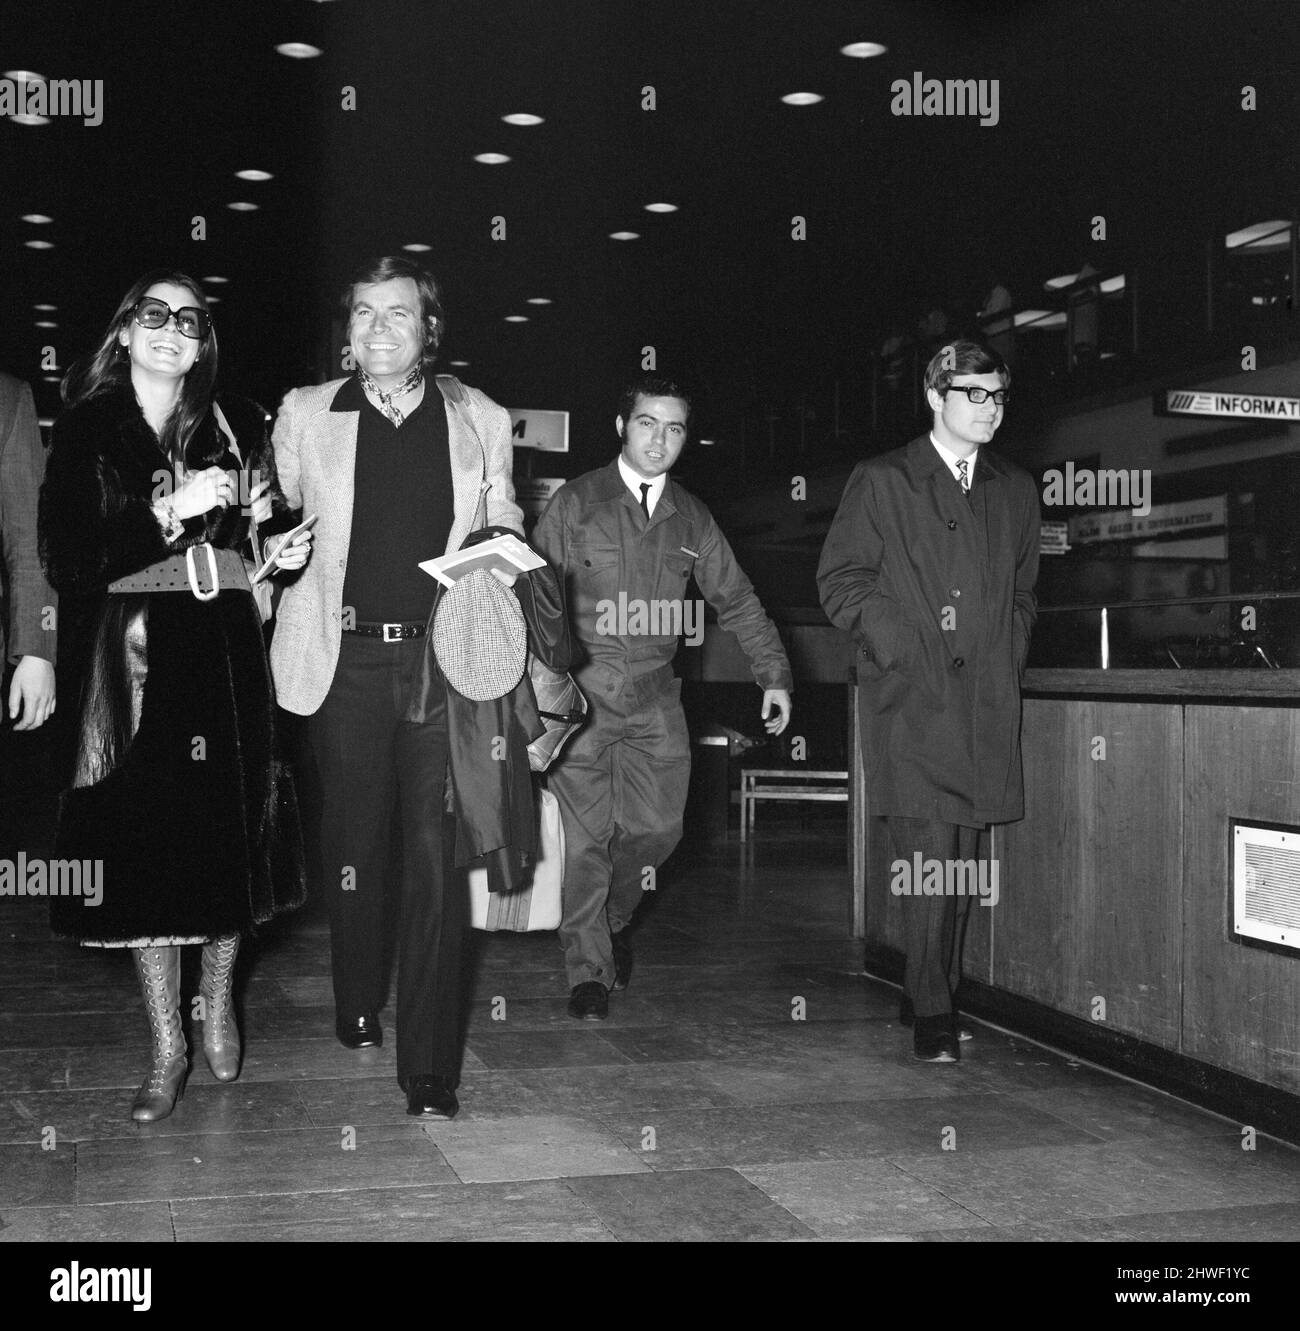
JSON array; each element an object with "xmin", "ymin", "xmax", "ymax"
[
  {"xmin": 345, "ymin": 621, "xmax": 428, "ymax": 641},
  {"xmin": 107, "ymin": 544, "xmax": 250, "ymax": 600}
]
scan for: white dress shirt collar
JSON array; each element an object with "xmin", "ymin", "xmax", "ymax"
[
  {"xmin": 929, "ymin": 433, "xmax": 978, "ymax": 486},
  {"xmin": 617, "ymin": 454, "xmax": 668, "ymax": 516}
]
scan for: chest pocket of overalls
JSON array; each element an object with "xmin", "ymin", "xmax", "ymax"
[
  {"xmin": 658, "ymin": 550, "xmax": 695, "ymax": 604},
  {"xmin": 571, "ymin": 542, "xmax": 621, "ymax": 611}
]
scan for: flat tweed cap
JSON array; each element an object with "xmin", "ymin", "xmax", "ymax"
[{"xmin": 433, "ymin": 568, "xmax": 528, "ymax": 701}]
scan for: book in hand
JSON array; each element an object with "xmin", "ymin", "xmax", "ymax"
[
  {"xmin": 251, "ymin": 514, "xmax": 318, "ymax": 583},
  {"xmin": 419, "ymin": 533, "xmax": 546, "ymax": 589}
]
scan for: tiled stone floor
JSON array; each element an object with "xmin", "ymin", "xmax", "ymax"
[{"xmin": 2, "ymin": 819, "xmax": 1298, "ymax": 1243}]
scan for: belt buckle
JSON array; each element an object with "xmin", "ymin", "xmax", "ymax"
[
  {"xmin": 381, "ymin": 622, "xmax": 403, "ymax": 642},
  {"xmin": 185, "ymin": 543, "xmax": 220, "ymax": 601}
]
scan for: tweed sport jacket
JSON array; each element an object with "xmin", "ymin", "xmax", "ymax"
[{"xmin": 268, "ymin": 374, "xmax": 524, "ymax": 716}]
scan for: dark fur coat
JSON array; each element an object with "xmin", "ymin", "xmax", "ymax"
[{"xmin": 38, "ymin": 385, "xmax": 305, "ymax": 942}]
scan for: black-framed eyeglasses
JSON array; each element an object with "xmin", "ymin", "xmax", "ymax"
[
  {"xmin": 132, "ymin": 297, "xmax": 211, "ymax": 341},
  {"xmin": 945, "ymin": 385, "xmax": 1010, "ymax": 406}
]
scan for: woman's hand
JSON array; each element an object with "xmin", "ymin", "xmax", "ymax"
[
  {"xmin": 248, "ymin": 478, "xmax": 273, "ymax": 525},
  {"xmin": 170, "ymin": 466, "xmax": 237, "ymax": 521}
]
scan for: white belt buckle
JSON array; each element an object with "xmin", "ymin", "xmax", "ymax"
[
  {"xmin": 186, "ymin": 543, "xmax": 220, "ymax": 601},
  {"xmin": 382, "ymin": 622, "xmax": 403, "ymax": 642}
]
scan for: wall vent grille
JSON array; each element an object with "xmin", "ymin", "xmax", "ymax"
[{"xmin": 1232, "ymin": 822, "xmax": 1300, "ymax": 953}]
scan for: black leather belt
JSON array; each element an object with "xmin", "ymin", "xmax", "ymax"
[{"xmin": 345, "ymin": 621, "xmax": 428, "ymax": 641}]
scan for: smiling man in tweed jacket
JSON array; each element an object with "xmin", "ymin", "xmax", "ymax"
[{"xmin": 268, "ymin": 256, "xmax": 522, "ymax": 1119}]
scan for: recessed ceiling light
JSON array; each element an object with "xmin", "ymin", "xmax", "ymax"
[
  {"xmin": 21, "ymin": 214, "xmax": 53, "ymax": 224},
  {"xmin": 781, "ymin": 92, "xmax": 824, "ymax": 106},
  {"xmin": 504, "ymin": 315, "xmax": 529, "ymax": 323},
  {"xmin": 42, "ymin": 374, "xmax": 60, "ymax": 383},
  {"xmin": 202, "ymin": 276, "xmax": 229, "ymax": 285},
  {"xmin": 34, "ymin": 320, "xmax": 57, "ymax": 328},
  {"xmin": 526, "ymin": 297, "xmax": 552, "ymax": 305},
  {"xmin": 473, "ymin": 152, "xmax": 511, "ymax": 165},
  {"xmin": 644, "ymin": 202, "xmax": 678, "ymax": 213},
  {"xmin": 206, "ymin": 296, "xmax": 221, "ymax": 305},
  {"xmin": 402, "ymin": 243, "xmax": 432, "ymax": 252},
  {"xmin": 840, "ymin": 42, "xmax": 887, "ymax": 58},
  {"xmin": 24, "ymin": 239, "xmax": 54, "ymax": 249},
  {"xmin": 4, "ymin": 70, "xmax": 45, "ymax": 83},
  {"xmin": 235, "ymin": 169, "xmax": 274, "ymax": 182},
  {"xmin": 33, "ymin": 303, "xmax": 57, "ymax": 311},
  {"xmin": 449, "ymin": 360, "xmax": 469, "ymax": 367},
  {"xmin": 11, "ymin": 113, "xmax": 51, "ymax": 126},
  {"xmin": 698, "ymin": 438, "xmax": 716, "ymax": 447},
  {"xmin": 227, "ymin": 201, "xmax": 259, "ymax": 212},
  {"xmin": 501, "ymin": 113, "xmax": 544, "ymax": 126},
  {"xmin": 609, "ymin": 231, "xmax": 640, "ymax": 241},
  {"xmin": 275, "ymin": 42, "xmax": 322, "ymax": 59}
]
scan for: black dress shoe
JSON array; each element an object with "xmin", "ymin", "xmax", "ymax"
[
  {"xmin": 899, "ymin": 996, "xmax": 972, "ymax": 1042},
  {"xmin": 567, "ymin": 981, "xmax": 609, "ymax": 1020},
  {"xmin": 611, "ymin": 929, "xmax": 633, "ymax": 992},
  {"xmin": 336, "ymin": 1013, "xmax": 382, "ymax": 1049},
  {"xmin": 404, "ymin": 1074, "xmax": 459, "ymax": 1118},
  {"xmin": 913, "ymin": 1014, "xmax": 960, "ymax": 1063}
]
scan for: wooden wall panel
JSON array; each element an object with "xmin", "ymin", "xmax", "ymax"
[
  {"xmin": 1183, "ymin": 706, "xmax": 1300, "ymax": 1094},
  {"xmin": 998, "ymin": 699, "xmax": 1183, "ymax": 1046}
]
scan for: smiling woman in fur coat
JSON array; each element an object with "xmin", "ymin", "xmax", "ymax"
[{"xmin": 38, "ymin": 270, "xmax": 310, "ymax": 1122}]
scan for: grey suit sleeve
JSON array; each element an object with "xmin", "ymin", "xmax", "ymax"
[
  {"xmin": 466, "ymin": 387, "xmax": 524, "ymax": 534},
  {"xmin": 1, "ymin": 380, "xmax": 57, "ymax": 665},
  {"xmin": 270, "ymin": 389, "xmax": 303, "ymax": 511}
]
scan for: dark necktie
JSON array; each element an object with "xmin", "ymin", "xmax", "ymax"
[
  {"xmin": 639, "ymin": 483, "xmax": 651, "ymax": 520},
  {"xmin": 956, "ymin": 458, "xmax": 970, "ymax": 493}
]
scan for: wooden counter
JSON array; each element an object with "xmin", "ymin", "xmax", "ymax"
[{"xmin": 851, "ymin": 669, "xmax": 1300, "ymax": 1104}]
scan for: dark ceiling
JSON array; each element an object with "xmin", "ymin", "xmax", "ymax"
[{"xmin": 2, "ymin": 0, "xmax": 1297, "ymax": 471}]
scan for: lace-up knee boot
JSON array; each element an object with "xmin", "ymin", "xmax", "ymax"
[
  {"xmin": 199, "ymin": 933, "xmax": 241, "ymax": 1082},
  {"xmin": 130, "ymin": 946, "xmax": 187, "ymax": 1122}
]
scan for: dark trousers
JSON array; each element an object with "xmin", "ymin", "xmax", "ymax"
[
  {"xmin": 884, "ymin": 816, "xmax": 982, "ymax": 1021},
  {"xmin": 0, "ymin": 662, "xmax": 57, "ymax": 859},
  {"xmin": 550, "ymin": 679, "xmax": 691, "ymax": 989},
  {"xmin": 307, "ymin": 634, "xmax": 466, "ymax": 1084}
]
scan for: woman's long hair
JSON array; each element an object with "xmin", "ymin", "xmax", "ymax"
[{"xmin": 62, "ymin": 269, "xmax": 219, "ymax": 466}]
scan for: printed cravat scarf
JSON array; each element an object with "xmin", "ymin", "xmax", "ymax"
[
  {"xmin": 957, "ymin": 457, "xmax": 970, "ymax": 493},
  {"xmin": 357, "ymin": 364, "xmax": 424, "ymax": 427}
]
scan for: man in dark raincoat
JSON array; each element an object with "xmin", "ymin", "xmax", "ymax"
[{"xmin": 818, "ymin": 340, "xmax": 1038, "ymax": 1062}]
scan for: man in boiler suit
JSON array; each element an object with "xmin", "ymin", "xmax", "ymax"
[{"xmin": 534, "ymin": 375, "xmax": 792, "ymax": 1020}]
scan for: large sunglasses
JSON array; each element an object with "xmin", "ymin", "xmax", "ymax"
[{"xmin": 131, "ymin": 297, "xmax": 211, "ymax": 341}]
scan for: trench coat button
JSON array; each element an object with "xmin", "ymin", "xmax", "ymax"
[
  {"xmin": 953, "ymin": 657, "xmax": 965, "ymax": 667},
  {"xmin": 947, "ymin": 519, "xmax": 958, "ymax": 530},
  {"xmin": 950, "ymin": 588, "xmax": 961, "ymax": 597}
]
